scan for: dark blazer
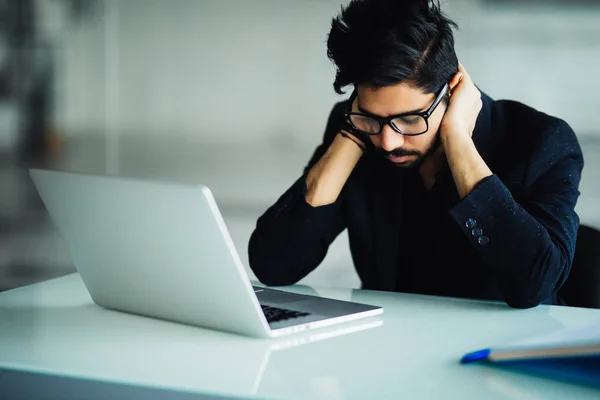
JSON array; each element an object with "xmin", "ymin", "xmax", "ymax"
[{"xmin": 248, "ymin": 92, "xmax": 584, "ymax": 308}]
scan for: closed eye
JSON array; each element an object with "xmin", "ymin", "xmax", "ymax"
[{"xmin": 397, "ymin": 115, "xmax": 422, "ymax": 125}]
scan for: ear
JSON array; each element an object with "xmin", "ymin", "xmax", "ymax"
[{"xmin": 448, "ymin": 68, "xmax": 463, "ymax": 95}]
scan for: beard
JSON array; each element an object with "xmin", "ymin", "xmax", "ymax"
[{"xmin": 375, "ymin": 131, "xmax": 441, "ymax": 169}]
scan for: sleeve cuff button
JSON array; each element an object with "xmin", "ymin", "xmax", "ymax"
[
  {"xmin": 465, "ymin": 218, "xmax": 477, "ymax": 229},
  {"xmin": 471, "ymin": 228, "xmax": 483, "ymax": 238},
  {"xmin": 478, "ymin": 236, "xmax": 490, "ymax": 246}
]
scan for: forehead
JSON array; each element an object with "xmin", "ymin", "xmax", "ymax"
[{"xmin": 356, "ymin": 83, "xmax": 435, "ymax": 117}]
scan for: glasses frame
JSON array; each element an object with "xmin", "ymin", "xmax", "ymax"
[{"xmin": 344, "ymin": 83, "xmax": 449, "ymax": 137}]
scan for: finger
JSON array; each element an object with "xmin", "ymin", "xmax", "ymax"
[{"xmin": 459, "ymin": 64, "xmax": 474, "ymax": 85}]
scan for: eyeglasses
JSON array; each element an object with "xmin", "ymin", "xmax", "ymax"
[{"xmin": 344, "ymin": 83, "xmax": 449, "ymax": 136}]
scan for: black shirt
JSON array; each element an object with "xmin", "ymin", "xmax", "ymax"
[{"xmin": 397, "ymin": 168, "xmax": 448, "ymax": 296}]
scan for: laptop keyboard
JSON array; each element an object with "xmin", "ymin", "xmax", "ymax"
[{"xmin": 261, "ymin": 305, "xmax": 310, "ymax": 323}]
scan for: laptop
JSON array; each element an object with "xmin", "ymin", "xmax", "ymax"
[{"xmin": 29, "ymin": 169, "xmax": 382, "ymax": 338}]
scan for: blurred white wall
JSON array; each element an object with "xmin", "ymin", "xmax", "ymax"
[
  {"xmin": 452, "ymin": 1, "xmax": 600, "ymax": 137},
  {"xmin": 53, "ymin": 0, "xmax": 600, "ymax": 144},
  {"xmin": 55, "ymin": 0, "xmax": 343, "ymax": 146},
  {"xmin": 0, "ymin": 103, "xmax": 19, "ymax": 152}
]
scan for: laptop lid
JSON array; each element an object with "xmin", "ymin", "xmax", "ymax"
[{"xmin": 29, "ymin": 169, "xmax": 271, "ymax": 337}]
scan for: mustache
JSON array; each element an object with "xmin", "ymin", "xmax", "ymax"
[{"xmin": 376, "ymin": 147, "xmax": 422, "ymax": 158}]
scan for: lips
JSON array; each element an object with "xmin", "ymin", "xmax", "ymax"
[{"xmin": 387, "ymin": 155, "xmax": 413, "ymax": 163}]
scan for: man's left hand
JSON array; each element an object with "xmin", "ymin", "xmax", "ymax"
[
  {"xmin": 440, "ymin": 63, "xmax": 492, "ymax": 199},
  {"xmin": 440, "ymin": 63, "xmax": 482, "ymax": 146}
]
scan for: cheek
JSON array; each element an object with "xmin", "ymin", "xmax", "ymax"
[
  {"xmin": 409, "ymin": 118, "xmax": 442, "ymax": 151},
  {"xmin": 408, "ymin": 135, "xmax": 433, "ymax": 151}
]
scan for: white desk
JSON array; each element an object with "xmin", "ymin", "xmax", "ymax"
[{"xmin": 0, "ymin": 274, "xmax": 599, "ymax": 399}]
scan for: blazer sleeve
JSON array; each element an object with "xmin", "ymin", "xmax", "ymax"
[
  {"xmin": 449, "ymin": 119, "xmax": 584, "ymax": 308},
  {"xmin": 248, "ymin": 102, "xmax": 349, "ymax": 286}
]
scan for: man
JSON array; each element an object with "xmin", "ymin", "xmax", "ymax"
[{"xmin": 248, "ymin": 0, "xmax": 584, "ymax": 308}]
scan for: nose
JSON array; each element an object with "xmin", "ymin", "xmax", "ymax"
[{"xmin": 378, "ymin": 123, "xmax": 404, "ymax": 152}]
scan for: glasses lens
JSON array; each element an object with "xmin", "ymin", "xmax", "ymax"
[
  {"xmin": 349, "ymin": 115, "xmax": 381, "ymax": 134},
  {"xmin": 391, "ymin": 115, "xmax": 427, "ymax": 135}
]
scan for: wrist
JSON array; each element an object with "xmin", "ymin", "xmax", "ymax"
[
  {"xmin": 342, "ymin": 122, "xmax": 373, "ymax": 150},
  {"xmin": 331, "ymin": 132, "xmax": 365, "ymax": 161},
  {"xmin": 442, "ymin": 127, "xmax": 471, "ymax": 148},
  {"xmin": 339, "ymin": 131, "xmax": 366, "ymax": 151},
  {"xmin": 444, "ymin": 132, "xmax": 492, "ymax": 199},
  {"xmin": 305, "ymin": 133, "xmax": 362, "ymax": 207}
]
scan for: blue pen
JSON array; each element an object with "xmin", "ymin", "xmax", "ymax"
[{"xmin": 461, "ymin": 348, "xmax": 492, "ymax": 364}]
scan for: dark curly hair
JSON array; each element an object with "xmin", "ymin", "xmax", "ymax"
[{"xmin": 327, "ymin": 0, "xmax": 459, "ymax": 95}]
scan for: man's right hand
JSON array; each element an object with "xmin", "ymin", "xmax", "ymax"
[{"xmin": 305, "ymin": 98, "xmax": 366, "ymax": 207}]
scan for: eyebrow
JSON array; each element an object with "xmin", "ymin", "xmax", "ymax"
[{"xmin": 357, "ymin": 103, "xmax": 427, "ymax": 117}]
